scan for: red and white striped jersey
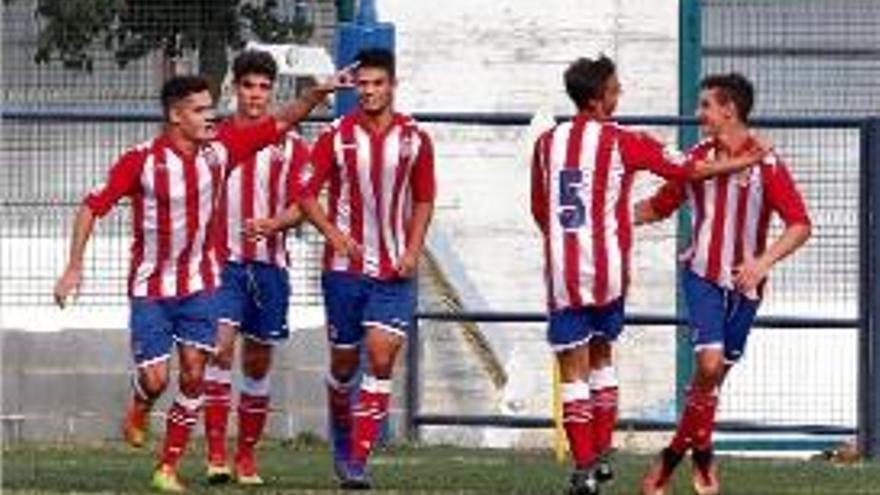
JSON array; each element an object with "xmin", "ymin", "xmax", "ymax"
[
  {"xmin": 648, "ymin": 137, "xmax": 811, "ymax": 296},
  {"xmin": 301, "ymin": 112, "xmax": 436, "ymax": 280},
  {"xmin": 531, "ymin": 115, "xmax": 695, "ymax": 311},
  {"xmin": 84, "ymin": 119, "xmax": 279, "ymax": 298},
  {"xmin": 215, "ymin": 121, "xmax": 309, "ymax": 268}
]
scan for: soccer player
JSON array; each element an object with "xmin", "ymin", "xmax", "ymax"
[
  {"xmin": 530, "ymin": 56, "xmax": 764, "ymax": 495},
  {"xmin": 637, "ymin": 73, "xmax": 811, "ymax": 495},
  {"xmin": 201, "ymin": 50, "xmax": 310, "ymax": 485},
  {"xmin": 53, "ymin": 70, "xmax": 351, "ymax": 492},
  {"xmin": 298, "ymin": 48, "xmax": 435, "ymax": 490}
]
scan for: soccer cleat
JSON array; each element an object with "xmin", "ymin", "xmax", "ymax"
[
  {"xmin": 594, "ymin": 451, "xmax": 614, "ymax": 484},
  {"xmin": 334, "ymin": 458, "xmax": 350, "ymax": 482},
  {"xmin": 151, "ymin": 464, "xmax": 185, "ymax": 493},
  {"xmin": 205, "ymin": 462, "xmax": 232, "ymax": 485},
  {"xmin": 640, "ymin": 447, "xmax": 684, "ymax": 495},
  {"xmin": 234, "ymin": 454, "xmax": 264, "ymax": 486},
  {"xmin": 122, "ymin": 401, "xmax": 149, "ymax": 448},
  {"xmin": 691, "ymin": 448, "xmax": 720, "ymax": 495},
  {"xmin": 566, "ymin": 468, "xmax": 599, "ymax": 495},
  {"xmin": 338, "ymin": 462, "xmax": 372, "ymax": 490}
]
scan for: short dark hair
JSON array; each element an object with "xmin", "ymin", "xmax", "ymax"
[
  {"xmin": 160, "ymin": 75, "xmax": 210, "ymax": 115},
  {"xmin": 700, "ymin": 73, "xmax": 754, "ymax": 121},
  {"xmin": 564, "ymin": 55, "xmax": 616, "ymax": 111},
  {"xmin": 233, "ymin": 50, "xmax": 278, "ymax": 82},
  {"xmin": 355, "ymin": 48, "xmax": 395, "ymax": 78}
]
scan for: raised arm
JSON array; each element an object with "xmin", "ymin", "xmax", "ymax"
[
  {"xmin": 220, "ymin": 65, "xmax": 357, "ymax": 164},
  {"xmin": 633, "ymin": 180, "xmax": 687, "ymax": 226},
  {"xmin": 620, "ymin": 130, "xmax": 767, "ymax": 182}
]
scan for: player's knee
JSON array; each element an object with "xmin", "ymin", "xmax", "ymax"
[
  {"xmin": 588, "ymin": 338, "xmax": 612, "ymax": 367},
  {"xmin": 368, "ymin": 354, "xmax": 396, "ymax": 379},
  {"xmin": 178, "ymin": 365, "xmax": 206, "ymax": 395},
  {"xmin": 138, "ymin": 372, "xmax": 168, "ymax": 399},
  {"xmin": 330, "ymin": 349, "xmax": 360, "ymax": 380},
  {"xmin": 695, "ymin": 357, "xmax": 725, "ymax": 386},
  {"xmin": 211, "ymin": 344, "xmax": 234, "ymax": 369},
  {"xmin": 242, "ymin": 355, "xmax": 271, "ymax": 381}
]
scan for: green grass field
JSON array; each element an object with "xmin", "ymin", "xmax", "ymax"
[{"xmin": 3, "ymin": 440, "xmax": 880, "ymax": 494}]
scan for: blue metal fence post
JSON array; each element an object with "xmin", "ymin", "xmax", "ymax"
[
  {"xmin": 676, "ymin": 0, "xmax": 701, "ymax": 416},
  {"xmin": 406, "ymin": 310, "xmax": 421, "ymax": 442},
  {"xmin": 333, "ymin": 0, "xmax": 395, "ymax": 116},
  {"xmin": 859, "ymin": 117, "xmax": 880, "ymax": 458}
]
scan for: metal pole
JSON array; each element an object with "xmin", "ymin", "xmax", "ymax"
[
  {"xmin": 859, "ymin": 117, "xmax": 880, "ymax": 458},
  {"xmin": 676, "ymin": 0, "xmax": 702, "ymax": 415},
  {"xmin": 405, "ymin": 311, "xmax": 421, "ymax": 442}
]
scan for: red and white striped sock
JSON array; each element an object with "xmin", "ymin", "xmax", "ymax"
[
  {"xmin": 236, "ymin": 376, "xmax": 270, "ymax": 463},
  {"xmin": 561, "ymin": 380, "xmax": 596, "ymax": 469},
  {"xmin": 668, "ymin": 386, "xmax": 718, "ymax": 454},
  {"xmin": 350, "ymin": 375, "xmax": 391, "ymax": 467},
  {"xmin": 203, "ymin": 365, "xmax": 232, "ymax": 464},
  {"xmin": 159, "ymin": 394, "xmax": 202, "ymax": 468},
  {"xmin": 589, "ymin": 366, "xmax": 619, "ymax": 456}
]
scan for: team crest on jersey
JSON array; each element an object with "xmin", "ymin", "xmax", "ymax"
[
  {"xmin": 269, "ymin": 144, "xmax": 284, "ymax": 164},
  {"xmin": 201, "ymin": 145, "xmax": 222, "ymax": 169},
  {"xmin": 399, "ymin": 133, "xmax": 415, "ymax": 162}
]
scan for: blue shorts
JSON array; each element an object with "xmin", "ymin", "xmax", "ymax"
[
  {"xmin": 547, "ymin": 298, "xmax": 625, "ymax": 352},
  {"xmin": 321, "ymin": 271, "xmax": 416, "ymax": 348},
  {"xmin": 217, "ymin": 261, "xmax": 291, "ymax": 344},
  {"xmin": 683, "ymin": 269, "xmax": 760, "ymax": 363},
  {"xmin": 129, "ymin": 290, "xmax": 218, "ymax": 367}
]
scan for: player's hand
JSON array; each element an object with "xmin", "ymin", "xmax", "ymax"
[
  {"xmin": 54, "ymin": 265, "xmax": 83, "ymax": 309},
  {"xmin": 742, "ymin": 134, "xmax": 773, "ymax": 163},
  {"xmin": 396, "ymin": 250, "xmax": 419, "ymax": 278},
  {"xmin": 732, "ymin": 258, "xmax": 769, "ymax": 296},
  {"xmin": 315, "ymin": 62, "xmax": 359, "ymax": 93},
  {"xmin": 244, "ymin": 217, "xmax": 280, "ymax": 241},
  {"xmin": 328, "ymin": 230, "xmax": 363, "ymax": 262}
]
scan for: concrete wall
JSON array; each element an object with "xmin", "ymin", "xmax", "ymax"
[{"xmin": 0, "ymin": 328, "xmax": 406, "ymax": 444}]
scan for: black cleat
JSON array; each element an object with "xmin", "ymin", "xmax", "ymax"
[
  {"xmin": 339, "ymin": 463, "xmax": 372, "ymax": 491},
  {"xmin": 566, "ymin": 467, "xmax": 600, "ymax": 495},
  {"xmin": 595, "ymin": 452, "xmax": 614, "ymax": 483}
]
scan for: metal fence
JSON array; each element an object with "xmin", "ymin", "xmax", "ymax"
[
  {"xmin": 399, "ymin": 114, "xmax": 880, "ymax": 457},
  {"xmin": 699, "ymin": 0, "xmax": 880, "ymax": 117},
  {"xmin": 2, "ymin": 0, "xmax": 338, "ymax": 107}
]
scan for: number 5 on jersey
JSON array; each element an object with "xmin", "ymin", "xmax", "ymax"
[{"xmin": 558, "ymin": 168, "xmax": 586, "ymax": 231}]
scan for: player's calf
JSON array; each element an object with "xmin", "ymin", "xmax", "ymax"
[
  {"xmin": 691, "ymin": 447, "xmax": 720, "ymax": 495},
  {"xmin": 123, "ymin": 367, "xmax": 167, "ymax": 448}
]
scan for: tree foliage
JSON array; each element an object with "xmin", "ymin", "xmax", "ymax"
[{"xmin": 7, "ymin": 0, "xmax": 323, "ymax": 89}]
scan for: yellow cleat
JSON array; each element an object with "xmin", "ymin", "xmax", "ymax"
[
  {"xmin": 122, "ymin": 401, "xmax": 149, "ymax": 448},
  {"xmin": 151, "ymin": 464, "xmax": 185, "ymax": 493},
  {"xmin": 206, "ymin": 463, "xmax": 232, "ymax": 485}
]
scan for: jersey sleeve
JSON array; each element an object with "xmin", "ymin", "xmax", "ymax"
[
  {"xmin": 617, "ymin": 130, "xmax": 693, "ymax": 181},
  {"xmin": 411, "ymin": 130, "xmax": 436, "ymax": 203},
  {"xmin": 298, "ymin": 126, "xmax": 335, "ymax": 199},
  {"xmin": 83, "ymin": 148, "xmax": 145, "ymax": 217},
  {"xmin": 648, "ymin": 180, "xmax": 687, "ymax": 219},
  {"xmin": 285, "ymin": 137, "xmax": 311, "ymax": 206},
  {"xmin": 217, "ymin": 117, "xmax": 280, "ymax": 165},
  {"xmin": 763, "ymin": 161, "xmax": 811, "ymax": 227},
  {"xmin": 530, "ymin": 132, "xmax": 550, "ymax": 232}
]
